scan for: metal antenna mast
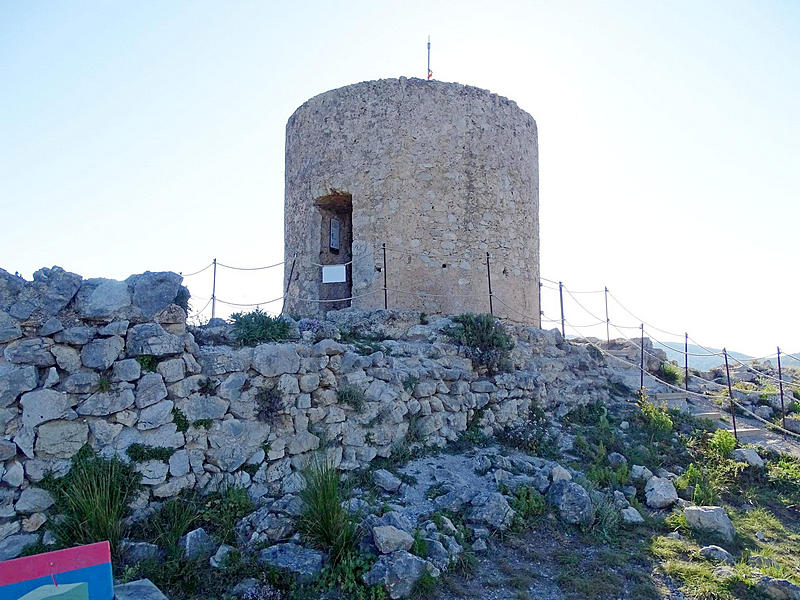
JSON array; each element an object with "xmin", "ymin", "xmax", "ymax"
[{"xmin": 427, "ymin": 36, "xmax": 432, "ymax": 80}]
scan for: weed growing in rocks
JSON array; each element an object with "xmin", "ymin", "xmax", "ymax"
[
  {"xmin": 172, "ymin": 407, "xmax": 190, "ymax": 432},
  {"xmin": 126, "ymin": 443, "xmax": 175, "ymax": 462},
  {"xmin": 707, "ymin": 429, "xmax": 736, "ymax": 459},
  {"xmin": 135, "ymin": 354, "xmax": 158, "ymax": 372},
  {"xmin": 445, "ymin": 313, "xmax": 514, "ymax": 374},
  {"xmin": 637, "ymin": 399, "xmax": 674, "ymax": 441},
  {"xmin": 496, "ymin": 401, "xmax": 559, "ymax": 458},
  {"xmin": 298, "ymin": 459, "xmax": 360, "ymax": 565},
  {"xmin": 312, "ymin": 551, "xmax": 387, "ymax": 600},
  {"xmin": 197, "ymin": 376, "xmax": 217, "ymax": 396},
  {"xmin": 230, "ymin": 309, "xmax": 292, "ymax": 346},
  {"xmin": 337, "ymin": 385, "xmax": 366, "ymax": 411},
  {"xmin": 41, "ymin": 446, "xmax": 140, "ymax": 559},
  {"xmin": 94, "ymin": 375, "xmax": 111, "ymax": 392},
  {"xmin": 657, "ymin": 361, "xmax": 683, "ymax": 385}
]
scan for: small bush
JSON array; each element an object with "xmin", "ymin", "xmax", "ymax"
[
  {"xmin": 95, "ymin": 375, "xmax": 111, "ymax": 393},
  {"xmin": 313, "ymin": 551, "xmax": 387, "ymax": 600},
  {"xmin": 708, "ymin": 429, "xmax": 736, "ymax": 458},
  {"xmin": 412, "ymin": 571, "xmax": 438, "ymax": 597},
  {"xmin": 43, "ymin": 446, "xmax": 140, "ymax": 557},
  {"xmin": 509, "ymin": 485, "xmax": 546, "ymax": 531},
  {"xmin": 197, "ymin": 377, "xmax": 216, "ymax": 396},
  {"xmin": 136, "ymin": 355, "xmax": 158, "ymax": 372},
  {"xmin": 592, "ymin": 497, "xmax": 621, "ymax": 541},
  {"xmin": 126, "ymin": 443, "xmax": 175, "ymax": 462},
  {"xmin": 256, "ymin": 386, "xmax": 283, "ymax": 420},
  {"xmin": 230, "ymin": 308, "xmax": 292, "ymax": 346},
  {"xmin": 411, "ymin": 530, "xmax": 427, "ymax": 557},
  {"xmin": 638, "ymin": 400, "xmax": 673, "ymax": 441},
  {"xmin": 298, "ymin": 459, "xmax": 360, "ymax": 565},
  {"xmin": 496, "ymin": 401, "xmax": 559, "ymax": 458},
  {"xmin": 337, "ymin": 385, "xmax": 366, "ymax": 411},
  {"xmin": 402, "ymin": 375, "xmax": 418, "ymax": 392},
  {"xmin": 172, "ymin": 407, "xmax": 190, "ymax": 433},
  {"xmin": 445, "ymin": 313, "xmax": 514, "ymax": 375},
  {"xmin": 658, "ymin": 362, "xmax": 683, "ymax": 385}
]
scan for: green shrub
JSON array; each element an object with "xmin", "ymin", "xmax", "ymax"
[
  {"xmin": 172, "ymin": 408, "xmax": 190, "ymax": 432},
  {"xmin": 230, "ymin": 308, "xmax": 292, "ymax": 346},
  {"xmin": 136, "ymin": 355, "xmax": 158, "ymax": 372},
  {"xmin": 657, "ymin": 362, "xmax": 683, "ymax": 385},
  {"xmin": 411, "ymin": 530, "xmax": 427, "ymax": 557},
  {"xmin": 298, "ymin": 459, "xmax": 360, "ymax": 565},
  {"xmin": 256, "ymin": 386, "xmax": 283, "ymax": 420},
  {"xmin": 692, "ymin": 481, "xmax": 718, "ymax": 506},
  {"xmin": 708, "ymin": 429, "xmax": 736, "ymax": 458},
  {"xmin": 314, "ymin": 551, "xmax": 387, "ymax": 600},
  {"xmin": 195, "ymin": 486, "xmax": 253, "ymax": 544},
  {"xmin": 412, "ymin": 571, "xmax": 439, "ymax": 597},
  {"xmin": 445, "ymin": 313, "xmax": 514, "ymax": 374},
  {"xmin": 638, "ymin": 400, "xmax": 673, "ymax": 441},
  {"xmin": 95, "ymin": 375, "xmax": 111, "ymax": 393},
  {"xmin": 126, "ymin": 443, "xmax": 175, "ymax": 462},
  {"xmin": 495, "ymin": 401, "xmax": 559, "ymax": 458},
  {"xmin": 402, "ymin": 375, "xmax": 418, "ymax": 392},
  {"xmin": 510, "ymin": 485, "xmax": 546, "ymax": 531},
  {"xmin": 197, "ymin": 377, "xmax": 216, "ymax": 396},
  {"xmin": 43, "ymin": 446, "xmax": 140, "ymax": 557},
  {"xmin": 337, "ymin": 385, "xmax": 366, "ymax": 411}
]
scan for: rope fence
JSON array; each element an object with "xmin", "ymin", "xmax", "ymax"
[{"xmin": 177, "ymin": 245, "xmax": 800, "ymax": 444}]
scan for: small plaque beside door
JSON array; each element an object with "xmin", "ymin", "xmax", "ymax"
[
  {"xmin": 329, "ymin": 219, "xmax": 340, "ymax": 253},
  {"xmin": 322, "ymin": 264, "xmax": 346, "ymax": 283}
]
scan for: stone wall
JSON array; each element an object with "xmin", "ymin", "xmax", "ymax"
[
  {"xmin": 0, "ymin": 266, "xmax": 612, "ymax": 545},
  {"xmin": 284, "ymin": 77, "xmax": 540, "ymax": 324}
]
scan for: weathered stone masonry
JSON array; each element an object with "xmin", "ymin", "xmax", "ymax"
[
  {"xmin": 284, "ymin": 78, "xmax": 540, "ymax": 323},
  {"xmin": 0, "ymin": 266, "xmax": 621, "ymax": 543}
]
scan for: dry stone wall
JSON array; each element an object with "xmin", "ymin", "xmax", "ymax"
[
  {"xmin": 0, "ymin": 266, "xmax": 615, "ymax": 555},
  {"xmin": 284, "ymin": 77, "xmax": 539, "ymax": 323}
]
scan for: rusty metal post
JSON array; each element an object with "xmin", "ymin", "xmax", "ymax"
[
  {"xmin": 486, "ymin": 252, "xmax": 494, "ymax": 315},
  {"xmin": 640, "ymin": 323, "xmax": 645, "ymax": 390},
  {"xmin": 211, "ymin": 258, "xmax": 217, "ymax": 320},
  {"xmin": 604, "ymin": 286, "xmax": 610, "ymax": 344},
  {"xmin": 723, "ymin": 349, "xmax": 738, "ymax": 441},
  {"xmin": 558, "ymin": 281, "xmax": 565, "ymax": 337},
  {"xmin": 382, "ymin": 243, "xmax": 388, "ymax": 310}
]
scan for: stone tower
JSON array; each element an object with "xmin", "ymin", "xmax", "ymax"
[{"xmin": 284, "ymin": 77, "xmax": 539, "ymax": 325}]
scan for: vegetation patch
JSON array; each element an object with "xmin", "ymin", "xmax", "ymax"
[
  {"xmin": 337, "ymin": 385, "xmax": 366, "ymax": 411},
  {"xmin": 126, "ymin": 443, "xmax": 175, "ymax": 462},
  {"xmin": 135, "ymin": 354, "xmax": 158, "ymax": 372},
  {"xmin": 445, "ymin": 313, "xmax": 514, "ymax": 375},
  {"xmin": 230, "ymin": 308, "xmax": 292, "ymax": 346}
]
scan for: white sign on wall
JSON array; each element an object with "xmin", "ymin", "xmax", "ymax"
[{"xmin": 322, "ymin": 264, "xmax": 347, "ymax": 283}]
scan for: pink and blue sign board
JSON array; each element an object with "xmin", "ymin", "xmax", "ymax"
[{"xmin": 0, "ymin": 541, "xmax": 113, "ymax": 600}]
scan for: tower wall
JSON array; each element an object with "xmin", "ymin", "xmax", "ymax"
[{"xmin": 284, "ymin": 77, "xmax": 539, "ymax": 324}]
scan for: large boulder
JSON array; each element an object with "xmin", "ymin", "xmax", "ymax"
[
  {"xmin": 125, "ymin": 272, "xmax": 183, "ymax": 317},
  {"xmin": 20, "ymin": 389, "xmax": 75, "ymax": 428},
  {"xmin": 207, "ymin": 419, "xmax": 269, "ymax": 471},
  {"xmin": 756, "ymin": 576, "xmax": 800, "ymax": 600},
  {"xmin": 699, "ymin": 545, "xmax": 734, "ymax": 564},
  {"xmin": 373, "ymin": 525, "xmax": 414, "ymax": 554},
  {"xmin": 4, "ymin": 337, "xmax": 55, "ymax": 367},
  {"xmin": 258, "ymin": 543, "xmax": 325, "ymax": 583},
  {"xmin": 77, "ymin": 389, "xmax": 136, "ymax": 416},
  {"xmin": 0, "ymin": 269, "xmax": 26, "ymax": 312},
  {"xmin": 80, "ymin": 336, "xmax": 125, "ymax": 369},
  {"xmin": 363, "ymin": 550, "xmax": 436, "ymax": 599},
  {"xmin": 35, "ymin": 420, "xmax": 89, "ymax": 458},
  {"xmin": 645, "ymin": 476, "xmax": 678, "ymax": 509},
  {"xmin": 114, "ymin": 579, "xmax": 168, "ymax": 600},
  {"xmin": 15, "ymin": 488, "xmax": 55, "ymax": 514},
  {"xmin": 546, "ymin": 480, "xmax": 595, "ymax": 525},
  {"xmin": 180, "ymin": 527, "xmax": 216, "ymax": 559},
  {"xmin": 732, "ymin": 448, "xmax": 764, "ymax": 468},
  {"xmin": 0, "ymin": 311, "xmax": 21, "ymax": 343},
  {"xmin": 0, "ymin": 533, "xmax": 38, "ymax": 560},
  {"xmin": 684, "ymin": 506, "xmax": 736, "ymax": 543}
]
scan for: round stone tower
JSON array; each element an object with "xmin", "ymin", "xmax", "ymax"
[{"xmin": 284, "ymin": 77, "xmax": 539, "ymax": 325}]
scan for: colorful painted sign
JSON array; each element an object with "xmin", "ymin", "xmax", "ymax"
[{"xmin": 0, "ymin": 541, "xmax": 112, "ymax": 600}]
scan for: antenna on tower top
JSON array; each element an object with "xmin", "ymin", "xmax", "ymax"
[{"xmin": 427, "ymin": 36, "xmax": 432, "ymax": 80}]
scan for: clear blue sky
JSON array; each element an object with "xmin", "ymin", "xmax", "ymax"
[{"xmin": 1, "ymin": 1, "xmax": 798, "ymax": 357}]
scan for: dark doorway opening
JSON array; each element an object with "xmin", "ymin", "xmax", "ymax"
[{"xmin": 315, "ymin": 192, "xmax": 352, "ymax": 310}]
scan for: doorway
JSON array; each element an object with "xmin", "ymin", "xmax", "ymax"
[{"xmin": 315, "ymin": 192, "xmax": 352, "ymax": 310}]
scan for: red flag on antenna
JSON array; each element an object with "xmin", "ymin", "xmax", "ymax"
[{"xmin": 427, "ymin": 69, "xmax": 433, "ymax": 80}]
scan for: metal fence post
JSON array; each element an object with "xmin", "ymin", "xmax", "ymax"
[
  {"xmin": 778, "ymin": 346, "xmax": 787, "ymax": 435},
  {"xmin": 382, "ymin": 243, "xmax": 388, "ymax": 310},
  {"xmin": 486, "ymin": 252, "xmax": 493, "ymax": 315},
  {"xmin": 604, "ymin": 286, "xmax": 610, "ymax": 344},
  {"xmin": 640, "ymin": 323, "xmax": 645, "ymax": 390},
  {"xmin": 723, "ymin": 349, "xmax": 738, "ymax": 441},
  {"xmin": 211, "ymin": 258, "xmax": 217, "ymax": 320},
  {"xmin": 538, "ymin": 280, "xmax": 542, "ymax": 327},
  {"xmin": 684, "ymin": 332, "xmax": 689, "ymax": 399},
  {"xmin": 281, "ymin": 252, "xmax": 297, "ymax": 315},
  {"xmin": 558, "ymin": 281, "xmax": 565, "ymax": 337}
]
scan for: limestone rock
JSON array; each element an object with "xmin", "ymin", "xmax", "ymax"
[
  {"xmin": 252, "ymin": 343, "xmax": 301, "ymax": 377},
  {"xmin": 631, "ymin": 464, "xmax": 653, "ymax": 481},
  {"xmin": 180, "ymin": 527, "xmax": 216, "ymax": 559},
  {"xmin": 374, "ymin": 469, "xmax": 402, "ymax": 493},
  {"xmin": 4, "ymin": 337, "xmax": 55, "ymax": 367},
  {"xmin": 756, "ymin": 576, "xmax": 800, "ymax": 600},
  {"xmin": 75, "ymin": 278, "xmax": 132, "ymax": 318},
  {"xmin": 259, "ymin": 543, "xmax": 325, "ymax": 583},
  {"xmin": 136, "ymin": 373, "xmax": 168, "ymax": 408},
  {"xmin": 645, "ymin": 476, "xmax": 678, "ymax": 509},
  {"xmin": 113, "ymin": 358, "xmax": 142, "ymax": 382},
  {"xmin": 363, "ymin": 550, "xmax": 435, "ymax": 599},
  {"xmin": 466, "ymin": 491, "xmax": 516, "ymax": 530},
  {"xmin": 2, "ymin": 460, "xmax": 24, "ymax": 487},
  {"xmin": 35, "ymin": 420, "xmax": 89, "ymax": 458},
  {"xmin": 684, "ymin": 506, "xmax": 736, "ymax": 543},
  {"xmin": 311, "ymin": 339, "xmax": 345, "ymax": 356},
  {"xmin": 81, "ymin": 336, "xmax": 125, "ymax": 369},
  {"xmin": 210, "ymin": 543, "xmax": 236, "ymax": 568},
  {"xmin": 138, "ymin": 400, "xmax": 174, "ymax": 430},
  {"xmin": 732, "ymin": 448, "xmax": 764, "ymax": 468},
  {"xmin": 51, "ymin": 345, "xmax": 81, "ymax": 372},
  {"xmin": 21, "ymin": 389, "xmax": 74, "ymax": 428},
  {"xmin": 126, "ymin": 271, "xmax": 183, "ymax": 317},
  {"xmin": 15, "ymin": 487, "xmax": 54, "ymax": 514},
  {"xmin": 0, "ymin": 311, "xmax": 21, "ymax": 343},
  {"xmin": 114, "ymin": 579, "xmax": 169, "ymax": 600},
  {"xmin": 0, "ymin": 364, "xmax": 38, "ymax": 407},
  {"xmin": 0, "ymin": 439, "xmax": 16, "ymax": 461},
  {"xmin": 621, "ymin": 506, "xmax": 644, "ymax": 524},
  {"xmin": 157, "ymin": 358, "xmax": 185, "ymax": 383},
  {"xmin": 121, "ymin": 541, "xmax": 164, "ymax": 565},
  {"xmin": 77, "ymin": 389, "xmax": 135, "ymax": 416},
  {"xmin": 373, "ymin": 525, "xmax": 414, "ymax": 554},
  {"xmin": 0, "ymin": 532, "xmax": 38, "ymax": 560},
  {"xmin": 126, "ymin": 323, "xmax": 183, "ymax": 357},
  {"xmin": 54, "ymin": 326, "xmax": 95, "ymax": 345},
  {"xmin": 700, "ymin": 545, "xmax": 734, "ymax": 564},
  {"xmin": 546, "ymin": 480, "xmax": 595, "ymax": 525},
  {"xmin": 8, "ymin": 266, "xmax": 81, "ymax": 319}
]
